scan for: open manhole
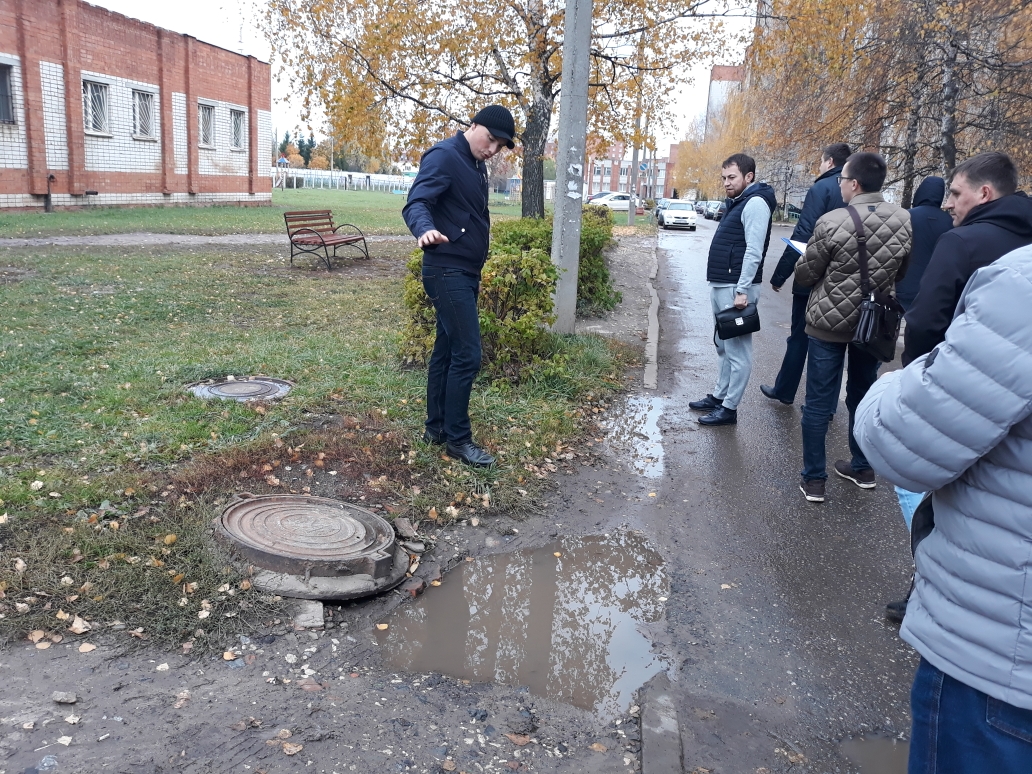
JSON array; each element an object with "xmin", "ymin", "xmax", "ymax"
[
  {"xmin": 187, "ymin": 376, "xmax": 292, "ymax": 401},
  {"xmin": 214, "ymin": 494, "xmax": 408, "ymax": 600}
]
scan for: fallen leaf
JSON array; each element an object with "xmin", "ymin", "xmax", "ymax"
[
  {"xmin": 442, "ymin": 762, "xmax": 457, "ymax": 771},
  {"xmin": 164, "ymin": 534, "xmax": 177, "ymax": 546},
  {"xmin": 27, "ymin": 630, "xmax": 45, "ymax": 643},
  {"xmin": 57, "ymin": 736, "xmax": 72, "ymax": 746},
  {"xmin": 720, "ymin": 584, "xmax": 732, "ymax": 590},
  {"xmin": 430, "ymin": 580, "xmax": 442, "ymax": 587},
  {"xmin": 78, "ymin": 643, "xmax": 97, "ymax": 653},
  {"xmin": 375, "ymin": 623, "xmax": 388, "ymax": 631},
  {"xmin": 223, "ymin": 651, "xmax": 238, "ymax": 661},
  {"xmin": 198, "ymin": 610, "xmax": 211, "ymax": 619},
  {"xmin": 156, "ymin": 662, "xmax": 170, "ymax": 671},
  {"xmin": 282, "ymin": 742, "xmax": 303, "ymax": 756},
  {"xmin": 589, "ymin": 742, "xmax": 607, "ymax": 752},
  {"xmin": 65, "ymin": 715, "xmax": 81, "ymax": 724},
  {"xmin": 49, "ymin": 634, "xmax": 63, "ymax": 643},
  {"xmin": 55, "ymin": 609, "xmax": 71, "ymax": 621},
  {"xmin": 428, "ymin": 507, "xmax": 438, "ymax": 520},
  {"xmin": 68, "ymin": 616, "xmax": 91, "ymax": 634},
  {"xmin": 35, "ymin": 641, "xmax": 52, "ymax": 649},
  {"xmin": 14, "ymin": 557, "xmax": 27, "ymax": 573},
  {"xmin": 470, "ymin": 517, "xmax": 480, "ymax": 527},
  {"xmin": 553, "ymin": 552, "xmax": 562, "ymax": 558},
  {"xmin": 505, "ymin": 733, "xmax": 531, "ymax": 746},
  {"xmin": 239, "ymin": 579, "xmax": 252, "ymax": 591},
  {"xmin": 274, "ymin": 729, "xmax": 292, "ymax": 740},
  {"xmin": 265, "ymin": 475, "xmax": 281, "ymax": 486},
  {"xmin": 173, "ymin": 690, "xmax": 190, "ymax": 709}
]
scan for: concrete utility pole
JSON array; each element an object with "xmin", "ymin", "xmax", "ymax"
[
  {"xmin": 550, "ymin": 0, "xmax": 594, "ymax": 334},
  {"xmin": 626, "ymin": 112, "xmax": 641, "ymax": 227}
]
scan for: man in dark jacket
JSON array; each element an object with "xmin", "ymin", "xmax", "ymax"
[
  {"xmin": 402, "ymin": 105, "xmax": 516, "ymax": 467},
  {"xmin": 761, "ymin": 143, "xmax": 850, "ymax": 405},
  {"xmin": 902, "ymin": 152, "xmax": 1032, "ymax": 366},
  {"xmin": 688, "ymin": 153, "xmax": 777, "ymax": 426},
  {"xmin": 896, "ymin": 177, "xmax": 952, "ymax": 311}
]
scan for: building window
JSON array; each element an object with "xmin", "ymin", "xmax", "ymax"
[
  {"xmin": 230, "ymin": 109, "xmax": 245, "ymax": 149},
  {"xmin": 603, "ymin": 166, "xmax": 611, "ymax": 177},
  {"xmin": 593, "ymin": 165, "xmax": 601, "ymax": 176},
  {"xmin": 82, "ymin": 80, "xmax": 109, "ymax": 133},
  {"xmin": 0, "ymin": 65, "xmax": 13, "ymax": 124},
  {"xmin": 132, "ymin": 90, "xmax": 154, "ymax": 138},
  {"xmin": 199, "ymin": 103, "xmax": 214, "ymax": 146}
]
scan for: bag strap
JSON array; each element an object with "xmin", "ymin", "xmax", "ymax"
[{"xmin": 846, "ymin": 205, "xmax": 871, "ymax": 295}]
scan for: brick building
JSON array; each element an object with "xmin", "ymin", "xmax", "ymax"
[
  {"xmin": 0, "ymin": 0, "xmax": 272, "ymax": 210},
  {"xmin": 582, "ymin": 142, "xmax": 680, "ymax": 200}
]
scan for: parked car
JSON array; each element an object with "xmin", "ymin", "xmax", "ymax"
[
  {"xmin": 714, "ymin": 201, "xmax": 727, "ymax": 221},
  {"xmin": 653, "ymin": 198, "xmax": 671, "ymax": 220},
  {"xmin": 592, "ymin": 192, "xmax": 634, "ymax": 211},
  {"xmin": 585, "ymin": 190, "xmax": 614, "ymax": 203},
  {"xmin": 694, "ymin": 200, "xmax": 707, "ymax": 214},
  {"xmin": 704, "ymin": 200, "xmax": 722, "ymax": 219},
  {"xmin": 658, "ymin": 200, "xmax": 697, "ymax": 230}
]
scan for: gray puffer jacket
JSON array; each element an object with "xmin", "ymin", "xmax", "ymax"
[{"xmin": 854, "ymin": 244, "xmax": 1032, "ymax": 710}]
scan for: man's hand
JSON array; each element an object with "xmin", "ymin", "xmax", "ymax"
[
  {"xmin": 733, "ymin": 292, "xmax": 749, "ymax": 309},
  {"xmin": 770, "ymin": 283, "xmax": 781, "ymax": 292},
  {"xmin": 417, "ymin": 229, "xmax": 450, "ymax": 248}
]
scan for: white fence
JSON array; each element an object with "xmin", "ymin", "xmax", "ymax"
[{"xmin": 270, "ymin": 167, "xmax": 413, "ymax": 193}]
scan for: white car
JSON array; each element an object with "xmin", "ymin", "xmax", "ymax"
[
  {"xmin": 658, "ymin": 200, "xmax": 698, "ymax": 230},
  {"xmin": 590, "ymin": 192, "xmax": 634, "ymax": 212}
]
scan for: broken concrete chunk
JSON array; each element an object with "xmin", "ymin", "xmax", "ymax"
[
  {"xmin": 393, "ymin": 518, "xmax": 419, "ymax": 539},
  {"xmin": 399, "ymin": 577, "xmax": 427, "ymax": 598},
  {"xmin": 288, "ymin": 599, "xmax": 325, "ymax": 630},
  {"xmin": 51, "ymin": 691, "xmax": 78, "ymax": 704},
  {"xmin": 401, "ymin": 541, "xmax": 426, "ymax": 554}
]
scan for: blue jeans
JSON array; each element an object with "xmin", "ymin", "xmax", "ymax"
[
  {"xmin": 422, "ymin": 265, "xmax": 482, "ymax": 445},
  {"xmin": 770, "ymin": 291, "xmax": 810, "ymax": 403},
  {"xmin": 800, "ymin": 337, "xmax": 879, "ymax": 481},
  {"xmin": 909, "ymin": 658, "xmax": 1032, "ymax": 774},
  {"xmin": 710, "ymin": 284, "xmax": 760, "ymax": 411},
  {"xmin": 896, "ymin": 487, "xmax": 927, "ymax": 531}
]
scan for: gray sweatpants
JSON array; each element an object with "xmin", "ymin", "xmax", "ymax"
[{"xmin": 710, "ymin": 284, "xmax": 761, "ymax": 411}]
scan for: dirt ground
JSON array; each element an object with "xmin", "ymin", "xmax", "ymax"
[{"xmin": 0, "ymin": 236, "xmax": 656, "ymax": 774}]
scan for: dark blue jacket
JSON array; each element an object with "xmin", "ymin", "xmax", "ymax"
[
  {"xmin": 770, "ymin": 166, "xmax": 845, "ymax": 294},
  {"xmin": 403, "ymin": 132, "xmax": 491, "ymax": 276},
  {"xmin": 706, "ymin": 181, "xmax": 777, "ymax": 285},
  {"xmin": 902, "ymin": 191, "xmax": 1032, "ymax": 365},
  {"xmin": 896, "ymin": 177, "xmax": 952, "ymax": 309}
]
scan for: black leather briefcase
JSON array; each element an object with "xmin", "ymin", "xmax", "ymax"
[{"xmin": 714, "ymin": 302, "xmax": 760, "ymax": 340}]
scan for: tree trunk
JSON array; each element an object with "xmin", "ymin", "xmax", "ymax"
[
  {"xmin": 901, "ymin": 64, "xmax": 926, "ymax": 208},
  {"xmin": 520, "ymin": 96, "xmax": 553, "ymax": 219},
  {"xmin": 939, "ymin": 37, "xmax": 960, "ymax": 173}
]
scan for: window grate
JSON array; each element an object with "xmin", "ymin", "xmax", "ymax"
[
  {"xmin": 199, "ymin": 103, "xmax": 214, "ymax": 146},
  {"xmin": 82, "ymin": 80, "xmax": 108, "ymax": 133},
  {"xmin": 231, "ymin": 109, "xmax": 245, "ymax": 149},
  {"xmin": 0, "ymin": 65, "xmax": 13, "ymax": 124},
  {"xmin": 133, "ymin": 90, "xmax": 154, "ymax": 137}
]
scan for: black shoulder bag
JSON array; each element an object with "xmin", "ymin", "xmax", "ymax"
[{"xmin": 847, "ymin": 205, "xmax": 905, "ymax": 363}]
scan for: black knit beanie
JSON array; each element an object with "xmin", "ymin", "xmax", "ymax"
[{"xmin": 470, "ymin": 105, "xmax": 516, "ymax": 149}]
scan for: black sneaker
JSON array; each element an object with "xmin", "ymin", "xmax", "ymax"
[
  {"xmin": 800, "ymin": 478, "xmax": 825, "ymax": 503},
  {"xmin": 833, "ymin": 460, "xmax": 876, "ymax": 489},
  {"xmin": 689, "ymin": 394, "xmax": 723, "ymax": 411},
  {"xmin": 886, "ymin": 576, "xmax": 914, "ymax": 624},
  {"xmin": 446, "ymin": 441, "xmax": 496, "ymax": 467}
]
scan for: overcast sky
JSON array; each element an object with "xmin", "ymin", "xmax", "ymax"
[{"xmin": 89, "ymin": 0, "xmax": 730, "ymax": 155}]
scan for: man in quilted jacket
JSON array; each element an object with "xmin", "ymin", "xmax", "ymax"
[
  {"xmin": 793, "ymin": 152, "xmax": 912, "ymax": 503},
  {"xmin": 854, "ymin": 245, "xmax": 1032, "ymax": 773}
]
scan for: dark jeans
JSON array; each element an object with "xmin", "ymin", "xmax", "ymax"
[
  {"xmin": 770, "ymin": 291, "xmax": 810, "ymax": 403},
  {"xmin": 909, "ymin": 658, "xmax": 1032, "ymax": 774},
  {"xmin": 800, "ymin": 337, "xmax": 879, "ymax": 481},
  {"xmin": 422, "ymin": 265, "xmax": 481, "ymax": 445}
]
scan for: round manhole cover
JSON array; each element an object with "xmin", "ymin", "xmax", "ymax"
[
  {"xmin": 187, "ymin": 376, "xmax": 292, "ymax": 401},
  {"xmin": 214, "ymin": 494, "xmax": 397, "ymax": 579}
]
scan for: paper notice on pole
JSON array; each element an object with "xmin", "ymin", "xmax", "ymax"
[{"xmin": 782, "ymin": 237, "xmax": 808, "ymax": 254}]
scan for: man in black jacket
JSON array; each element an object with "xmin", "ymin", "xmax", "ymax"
[
  {"xmin": 902, "ymin": 152, "xmax": 1032, "ymax": 366},
  {"xmin": 402, "ymin": 105, "xmax": 516, "ymax": 467},
  {"xmin": 895, "ymin": 177, "xmax": 953, "ymax": 311},
  {"xmin": 760, "ymin": 143, "xmax": 850, "ymax": 405}
]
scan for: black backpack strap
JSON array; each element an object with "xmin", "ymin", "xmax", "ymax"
[{"xmin": 846, "ymin": 205, "xmax": 871, "ymax": 295}]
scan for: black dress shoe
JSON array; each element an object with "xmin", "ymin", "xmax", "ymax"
[
  {"xmin": 689, "ymin": 394, "xmax": 723, "ymax": 411},
  {"xmin": 422, "ymin": 430, "xmax": 445, "ymax": 445},
  {"xmin": 760, "ymin": 384, "xmax": 793, "ymax": 405},
  {"xmin": 446, "ymin": 441, "xmax": 496, "ymax": 467},
  {"xmin": 885, "ymin": 576, "xmax": 914, "ymax": 624},
  {"xmin": 698, "ymin": 406, "xmax": 737, "ymax": 426}
]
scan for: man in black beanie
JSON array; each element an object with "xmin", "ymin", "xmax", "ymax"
[{"xmin": 402, "ymin": 105, "xmax": 516, "ymax": 467}]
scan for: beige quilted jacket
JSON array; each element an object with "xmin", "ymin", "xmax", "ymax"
[{"xmin": 795, "ymin": 192, "xmax": 912, "ymax": 343}]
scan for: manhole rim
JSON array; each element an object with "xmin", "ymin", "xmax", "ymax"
[{"xmin": 185, "ymin": 375, "xmax": 294, "ymax": 402}]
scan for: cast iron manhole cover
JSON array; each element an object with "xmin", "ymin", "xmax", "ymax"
[
  {"xmin": 187, "ymin": 376, "xmax": 292, "ymax": 401},
  {"xmin": 214, "ymin": 494, "xmax": 408, "ymax": 600}
]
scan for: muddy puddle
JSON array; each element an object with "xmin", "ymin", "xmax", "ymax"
[
  {"xmin": 840, "ymin": 735, "xmax": 908, "ymax": 773},
  {"xmin": 375, "ymin": 532, "xmax": 670, "ymax": 720},
  {"xmin": 602, "ymin": 394, "xmax": 665, "ymax": 478}
]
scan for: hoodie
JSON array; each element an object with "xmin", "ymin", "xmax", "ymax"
[
  {"xmin": 902, "ymin": 191, "xmax": 1032, "ymax": 365},
  {"xmin": 896, "ymin": 177, "xmax": 953, "ymax": 309}
]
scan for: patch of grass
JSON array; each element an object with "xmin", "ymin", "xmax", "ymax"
[
  {"xmin": 0, "ymin": 242, "xmax": 628, "ymax": 647},
  {"xmin": 0, "ymin": 189, "xmax": 526, "ymax": 238}
]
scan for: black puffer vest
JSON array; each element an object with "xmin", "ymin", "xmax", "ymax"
[{"xmin": 706, "ymin": 182, "xmax": 778, "ymax": 285}]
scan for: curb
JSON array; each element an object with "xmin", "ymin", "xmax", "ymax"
[
  {"xmin": 640, "ymin": 672, "xmax": 683, "ymax": 773},
  {"xmin": 644, "ymin": 241, "xmax": 660, "ymax": 389}
]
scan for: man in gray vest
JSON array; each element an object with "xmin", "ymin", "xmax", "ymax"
[{"xmin": 689, "ymin": 153, "xmax": 777, "ymax": 426}]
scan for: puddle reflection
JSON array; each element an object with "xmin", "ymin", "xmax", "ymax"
[
  {"xmin": 375, "ymin": 532, "xmax": 669, "ymax": 719},
  {"xmin": 840, "ymin": 735, "xmax": 908, "ymax": 773},
  {"xmin": 603, "ymin": 394, "xmax": 665, "ymax": 478}
]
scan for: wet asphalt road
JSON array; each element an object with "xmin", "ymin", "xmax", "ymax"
[{"xmin": 614, "ymin": 219, "xmax": 918, "ymax": 772}]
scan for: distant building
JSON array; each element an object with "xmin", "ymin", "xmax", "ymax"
[
  {"xmin": 0, "ymin": 0, "xmax": 272, "ymax": 210},
  {"xmin": 705, "ymin": 65, "xmax": 744, "ymax": 140},
  {"xmin": 581, "ymin": 142, "xmax": 681, "ymax": 200}
]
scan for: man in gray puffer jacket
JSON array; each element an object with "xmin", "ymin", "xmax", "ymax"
[{"xmin": 854, "ymin": 245, "xmax": 1032, "ymax": 772}]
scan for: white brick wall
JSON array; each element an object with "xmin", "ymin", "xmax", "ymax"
[
  {"xmin": 258, "ymin": 108, "xmax": 272, "ymax": 171},
  {"xmin": 198, "ymin": 99, "xmax": 249, "ymax": 177},
  {"xmin": 80, "ymin": 70, "xmax": 162, "ymax": 173},
  {"xmin": 0, "ymin": 53, "xmax": 28, "ymax": 169},
  {"xmin": 172, "ymin": 92, "xmax": 187, "ymax": 175},
  {"xmin": 0, "ymin": 191, "xmax": 272, "ymax": 209},
  {"xmin": 40, "ymin": 60, "xmax": 68, "ymax": 170}
]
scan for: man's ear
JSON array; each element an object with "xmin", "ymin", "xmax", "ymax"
[{"xmin": 746, "ymin": 171, "xmax": 756, "ymax": 184}]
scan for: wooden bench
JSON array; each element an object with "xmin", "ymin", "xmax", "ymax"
[{"xmin": 284, "ymin": 210, "xmax": 369, "ymax": 269}]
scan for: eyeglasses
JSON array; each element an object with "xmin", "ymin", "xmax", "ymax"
[{"xmin": 836, "ymin": 176, "xmax": 855, "ymax": 184}]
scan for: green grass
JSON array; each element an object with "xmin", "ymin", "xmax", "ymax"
[
  {"xmin": 0, "ymin": 189, "xmax": 527, "ymax": 238},
  {"xmin": 0, "ymin": 241, "xmax": 629, "ymax": 648}
]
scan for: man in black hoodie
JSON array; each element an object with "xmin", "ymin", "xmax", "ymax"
[
  {"xmin": 896, "ymin": 177, "xmax": 953, "ymax": 312},
  {"xmin": 902, "ymin": 152, "xmax": 1032, "ymax": 366}
]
